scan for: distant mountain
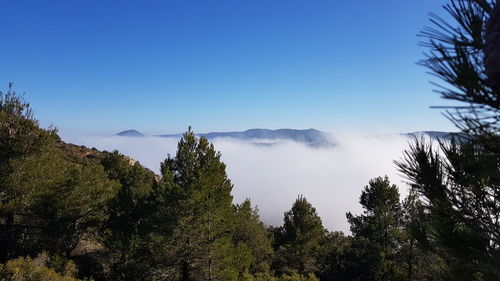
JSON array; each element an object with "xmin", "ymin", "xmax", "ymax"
[
  {"xmin": 116, "ymin": 129, "xmax": 145, "ymax": 137},
  {"xmin": 114, "ymin": 129, "xmax": 459, "ymax": 147},
  {"xmin": 158, "ymin": 128, "xmax": 335, "ymax": 147}
]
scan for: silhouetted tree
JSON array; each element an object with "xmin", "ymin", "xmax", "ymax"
[
  {"xmin": 484, "ymin": 2, "xmax": 500, "ymax": 95},
  {"xmin": 397, "ymin": 139, "xmax": 500, "ymax": 280},
  {"xmin": 399, "ymin": 190, "xmax": 447, "ymax": 281},
  {"xmin": 420, "ymin": 0, "xmax": 498, "ymax": 137},
  {"xmin": 397, "ymin": 0, "xmax": 499, "ymax": 279}
]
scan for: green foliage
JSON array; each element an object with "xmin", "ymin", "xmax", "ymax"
[
  {"xmin": 13, "ymin": 150, "xmax": 118, "ymax": 253},
  {"xmin": 0, "ymin": 84, "xmax": 58, "ymax": 261},
  {"xmin": 158, "ymin": 128, "xmax": 238, "ymax": 280},
  {"xmin": 0, "ymin": 253, "xmax": 87, "ymax": 281},
  {"xmin": 238, "ymin": 272, "xmax": 318, "ymax": 281},
  {"xmin": 273, "ymin": 196, "xmax": 325, "ymax": 275},
  {"xmin": 0, "ymin": 85, "xmax": 118, "ymax": 265},
  {"xmin": 315, "ymin": 231, "xmax": 351, "ymax": 281},
  {"xmin": 0, "ymin": 83, "xmax": 57, "ymax": 165},
  {"xmin": 345, "ymin": 176, "xmax": 404, "ymax": 281},
  {"xmin": 397, "ymin": 139, "xmax": 500, "ymax": 280},
  {"xmin": 100, "ymin": 151, "xmax": 158, "ymax": 281},
  {"xmin": 0, "ymin": 85, "xmax": 310, "ymax": 281},
  {"xmin": 278, "ymin": 273, "xmax": 319, "ymax": 281},
  {"xmin": 398, "ymin": 190, "xmax": 448, "ymax": 281},
  {"xmin": 234, "ymin": 199, "xmax": 273, "ymax": 274},
  {"xmin": 5, "ymin": 75, "xmax": 497, "ymax": 281}
]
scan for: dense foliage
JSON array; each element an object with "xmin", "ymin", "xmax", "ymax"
[
  {"xmin": 1, "ymin": 0, "xmax": 498, "ymax": 280},
  {"xmin": 0, "ymin": 84, "xmax": 449, "ymax": 280}
]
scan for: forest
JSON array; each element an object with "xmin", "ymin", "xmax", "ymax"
[{"xmin": 1, "ymin": 1, "xmax": 499, "ymax": 280}]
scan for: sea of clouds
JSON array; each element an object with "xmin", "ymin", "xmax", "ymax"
[{"xmin": 60, "ymin": 131, "xmax": 416, "ymax": 233}]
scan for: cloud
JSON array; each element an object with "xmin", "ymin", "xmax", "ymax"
[{"xmin": 60, "ymin": 131, "xmax": 414, "ymax": 233}]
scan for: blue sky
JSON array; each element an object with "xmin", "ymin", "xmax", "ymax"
[{"xmin": 1, "ymin": 0, "xmax": 457, "ymax": 135}]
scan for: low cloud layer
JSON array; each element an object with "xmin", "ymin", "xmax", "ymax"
[{"xmin": 61, "ymin": 132, "xmax": 414, "ymax": 233}]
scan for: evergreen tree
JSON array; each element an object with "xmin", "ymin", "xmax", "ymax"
[
  {"xmin": 4, "ymin": 148, "xmax": 118, "ymax": 259},
  {"xmin": 0, "ymin": 83, "xmax": 58, "ymax": 261},
  {"xmin": 101, "ymin": 151, "xmax": 158, "ymax": 281},
  {"xmin": 1, "ymin": 85, "xmax": 119, "ymax": 264},
  {"xmin": 345, "ymin": 176, "xmax": 404, "ymax": 281},
  {"xmin": 233, "ymin": 199, "xmax": 273, "ymax": 274},
  {"xmin": 419, "ymin": 0, "xmax": 498, "ymax": 137},
  {"xmin": 159, "ymin": 128, "xmax": 238, "ymax": 281},
  {"xmin": 485, "ymin": 2, "xmax": 500, "ymax": 95},
  {"xmin": 0, "ymin": 84, "xmax": 121, "ymax": 280},
  {"xmin": 396, "ymin": 0, "xmax": 499, "ymax": 279},
  {"xmin": 316, "ymin": 231, "xmax": 351, "ymax": 281},
  {"xmin": 274, "ymin": 196, "xmax": 325, "ymax": 275},
  {"xmin": 399, "ymin": 190, "xmax": 447, "ymax": 281},
  {"xmin": 397, "ymin": 139, "xmax": 500, "ymax": 280}
]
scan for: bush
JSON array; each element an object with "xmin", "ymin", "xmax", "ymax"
[
  {"xmin": 279, "ymin": 273, "xmax": 319, "ymax": 281},
  {"xmin": 239, "ymin": 272, "xmax": 319, "ymax": 281},
  {"xmin": 0, "ymin": 253, "xmax": 87, "ymax": 281}
]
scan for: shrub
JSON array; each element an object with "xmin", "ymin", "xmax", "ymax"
[{"xmin": 0, "ymin": 253, "xmax": 87, "ymax": 281}]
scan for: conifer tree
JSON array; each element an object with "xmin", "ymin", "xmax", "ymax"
[
  {"xmin": 0, "ymin": 84, "xmax": 119, "ymax": 275},
  {"xmin": 316, "ymin": 231, "xmax": 351, "ymax": 281},
  {"xmin": 101, "ymin": 151, "xmax": 158, "ymax": 281},
  {"xmin": 396, "ymin": 1, "xmax": 499, "ymax": 279},
  {"xmin": 0, "ymin": 83, "xmax": 58, "ymax": 261},
  {"xmin": 160, "ymin": 128, "xmax": 237, "ymax": 281},
  {"xmin": 233, "ymin": 199, "xmax": 273, "ymax": 274},
  {"xmin": 399, "ymin": 190, "xmax": 447, "ymax": 281},
  {"xmin": 345, "ymin": 176, "xmax": 404, "ymax": 281},
  {"xmin": 419, "ymin": 0, "xmax": 498, "ymax": 137},
  {"xmin": 274, "ymin": 196, "xmax": 325, "ymax": 275}
]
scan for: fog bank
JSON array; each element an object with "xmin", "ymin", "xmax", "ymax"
[{"xmin": 61, "ymin": 132, "xmax": 413, "ymax": 233}]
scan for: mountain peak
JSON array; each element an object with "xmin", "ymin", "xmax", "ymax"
[
  {"xmin": 157, "ymin": 128, "xmax": 334, "ymax": 147},
  {"xmin": 116, "ymin": 129, "xmax": 144, "ymax": 137}
]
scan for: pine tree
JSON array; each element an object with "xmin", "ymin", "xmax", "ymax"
[
  {"xmin": 0, "ymin": 84, "xmax": 120, "ymax": 279},
  {"xmin": 396, "ymin": 0, "xmax": 499, "ymax": 279},
  {"xmin": 345, "ymin": 176, "xmax": 404, "ymax": 281},
  {"xmin": 399, "ymin": 190, "xmax": 447, "ymax": 281},
  {"xmin": 397, "ymin": 139, "xmax": 500, "ymax": 280},
  {"xmin": 233, "ymin": 199, "xmax": 273, "ymax": 274},
  {"xmin": 316, "ymin": 231, "xmax": 351, "ymax": 281},
  {"xmin": 0, "ymin": 83, "xmax": 58, "ymax": 261},
  {"xmin": 484, "ymin": 2, "xmax": 500, "ymax": 95},
  {"xmin": 419, "ymin": 0, "xmax": 498, "ymax": 137},
  {"xmin": 274, "ymin": 196, "xmax": 325, "ymax": 275},
  {"xmin": 159, "ymin": 128, "xmax": 237, "ymax": 281},
  {"xmin": 101, "ymin": 151, "xmax": 158, "ymax": 281}
]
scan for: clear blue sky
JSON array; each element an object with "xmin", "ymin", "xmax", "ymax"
[{"xmin": 1, "ymin": 0, "xmax": 457, "ymax": 135}]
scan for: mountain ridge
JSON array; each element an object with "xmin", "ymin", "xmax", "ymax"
[
  {"xmin": 115, "ymin": 128, "xmax": 457, "ymax": 147},
  {"xmin": 117, "ymin": 128, "xmax": 334, "ymax": 147}
]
